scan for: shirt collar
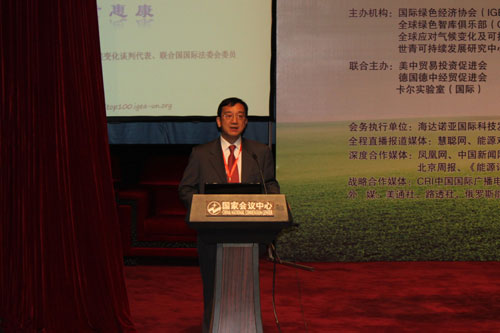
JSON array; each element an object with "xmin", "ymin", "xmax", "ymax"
[{"xmin": 220, "ymin": 135, "xmax": 242, "ymax": 152}]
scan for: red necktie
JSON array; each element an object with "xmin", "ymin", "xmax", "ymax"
[{"xmin": 228, "ymin": 145, "xmax": 239, "ymax": 183}]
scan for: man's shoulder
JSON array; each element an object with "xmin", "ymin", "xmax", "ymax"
[
  {"xmin": 243, "ymin": 138, "xmax": 271, "ymax": 152},
  {"xmin": 192, "ymin": 138, "xmax": 219, "ymax": 153},
  {"xmin": 191, "ymin": 137, "xmax": 270, "ymax": 155}
]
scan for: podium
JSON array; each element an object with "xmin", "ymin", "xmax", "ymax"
[{"xmin": 188, "ymin": 194, "xmax": 291, "ymax": 333}]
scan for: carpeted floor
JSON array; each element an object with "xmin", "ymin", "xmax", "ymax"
[{"xmin": 124, "ymin": 260, "xmax": 500, "ymax": 332}]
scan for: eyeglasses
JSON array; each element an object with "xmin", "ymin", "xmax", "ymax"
[{"xmin": 221, "ymin": 113, "xmax": 246, "ymax": 120}]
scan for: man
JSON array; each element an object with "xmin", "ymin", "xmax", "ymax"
[{"xmin": 178, "ymin": 97, "xmax": 279, "ymax": 332}]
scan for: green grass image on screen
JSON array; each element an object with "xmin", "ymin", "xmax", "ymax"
[{"xmin": 276, "ymin": 119, "xmax": 500, "ymax": 262}]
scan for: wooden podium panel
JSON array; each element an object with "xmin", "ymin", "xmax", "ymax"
[{"xmin": 211, "ymin": 244, "xmax": 261, "ymax": 333}]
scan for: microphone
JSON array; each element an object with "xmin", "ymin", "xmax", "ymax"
[{"xmin": 251, "ymin": 153, "xmax": 268, "ymax": 194}]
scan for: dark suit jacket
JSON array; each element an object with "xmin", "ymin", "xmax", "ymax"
[{"xmin": 178, "ymin": 137, "xmax": 280, "ymax": 208}]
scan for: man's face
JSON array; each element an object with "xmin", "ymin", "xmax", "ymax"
[{"xmin": 216, "ymin": 103, "xmax": 248, "ymax": 143}]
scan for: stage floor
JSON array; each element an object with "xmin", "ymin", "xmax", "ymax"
[{"xmin": 124, "ymin": 260, "xmax": 500, "ymax": 332}]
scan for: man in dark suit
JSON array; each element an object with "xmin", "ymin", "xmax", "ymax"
[{"xmin": 178, "ymin": 97, "xmax": 279, "ymax": 332}]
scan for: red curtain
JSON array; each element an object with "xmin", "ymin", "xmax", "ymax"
[{"xmin": 1, "ymin": 1, "xmax": 135, "ymax": 331}]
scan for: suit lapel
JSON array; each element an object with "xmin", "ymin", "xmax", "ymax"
[{"xmin": 208, "ymin": 138, "xmax": 228, "ymax": 183}]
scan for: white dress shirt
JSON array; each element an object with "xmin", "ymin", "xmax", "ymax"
[{"xmin": 220, "ymin": 136, "xmax": 242, "ymax": 182}]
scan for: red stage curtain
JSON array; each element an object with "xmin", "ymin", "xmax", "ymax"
[{"xmin": 1, "ymin": 1, "xmax": 135, "ymax": 331}]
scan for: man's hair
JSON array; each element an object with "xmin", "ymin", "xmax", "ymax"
[{"xmin": 217, "ymin": 97, "xmax": 248, "ymax": 117}]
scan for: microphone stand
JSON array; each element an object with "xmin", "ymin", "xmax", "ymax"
[
  {"xmin": 251, "ymin": 153, "xmax": 314, "ymax": 271},
  {"xmin": 251, "ymin": 152, "xmax": 313, "ymax": 331},
  {"xmin": 267, "ymin": 242, "xmax": 315, "ymax": 272}
]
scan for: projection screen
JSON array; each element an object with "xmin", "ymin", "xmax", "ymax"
[{"xmin": 97, "ymin": 0, "xmax": 272, "ymax": 118}]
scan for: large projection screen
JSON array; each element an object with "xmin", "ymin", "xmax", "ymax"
[{"xmin": 97, "ymin": 0, "xmax": 272, "ymax": 118}]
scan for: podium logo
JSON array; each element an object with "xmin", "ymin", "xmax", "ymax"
[
  {"xmin": 205, "ymin": 200, "xmax": 274, "ymax": 217},
  {"xmin": 207, "ymin": 201, "xmax": 222, "ymax": 215}
]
